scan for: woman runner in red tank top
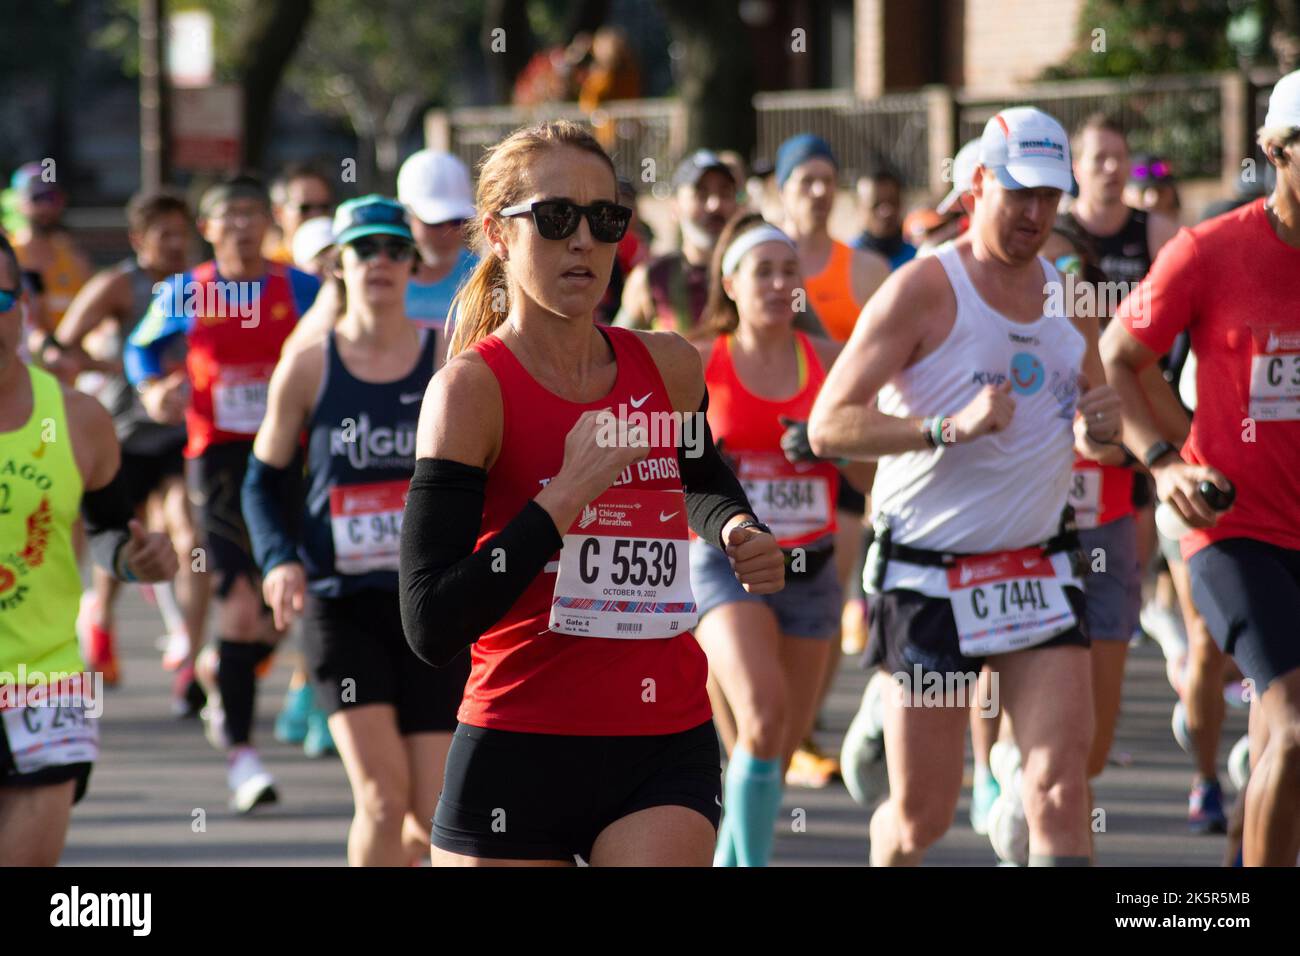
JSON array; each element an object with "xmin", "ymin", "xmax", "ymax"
[
  {"xmin": 399, "ymin": 122, "xmax": 783, "ymax": 867},
  {"xmin": 687, "ymin": 214, "xmax": 871, "ymax": 866}
]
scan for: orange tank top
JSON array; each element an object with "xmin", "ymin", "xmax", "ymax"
[{"xmin": 804, "ymin": 240, "xmax": 861, "ymax": 342}]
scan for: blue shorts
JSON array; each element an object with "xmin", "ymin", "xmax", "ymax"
[
  {"xmin": 1189, "ymin": 537, "xmax": 1300, "ymax": 693},
  {"xmin": 1079, "ymin": 516, "xmax": 1142, "ymax": 641},
  {"xmin": 689, "ymin": 538, "xmax": 840, "ymax": 639}
]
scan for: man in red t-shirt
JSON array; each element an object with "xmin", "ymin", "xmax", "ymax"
[{"xmin": 1101, "ymin": 70, "xmax": 1300, "ymax": 866}]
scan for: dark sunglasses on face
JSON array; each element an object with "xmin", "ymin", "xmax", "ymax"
[
  {"xmin": 1131, "ymin": 161, "xmax": 1171, "ymax": 181},
  {"xmin": 498, "ymin": 198, "xmax": 632, "ymax": 243},
  {"xmin": 348, "ymin": 236, "xmax": 416, "ymax": 262},
  {"xmin": 0, "ymin": 288, "xmax": 19, "ymax": 313}
]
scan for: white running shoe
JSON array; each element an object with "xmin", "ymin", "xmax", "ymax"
[
  {"xmin": 841, "ymin": 670, "xmax": 890, "ymax": 810},
  {"xmin": 1228, "ymin": 734, "xmax": 1251, "ymax": 791},
  {"xmin": 228, "ymin": 748, "xmax": 278, "ymax": 814},
  {"xmin": 1171, "ymin": 700, "xmax": 1193, "ymax": 755},
  {"xmin": 202, "ymin": 699, "xmax": 229, "ymax": 751},
  {"xmin": 1140, "ymin": 600, "xmax": 1188, "ymax": 662},
  {"xmin": 986, "ymin": 767, "xmax": 1029, "ymax": 866}
]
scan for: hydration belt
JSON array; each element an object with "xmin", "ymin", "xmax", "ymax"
[{"xmin": 865, "ymin": 506, "xmax": 1082, "ymax": 592}]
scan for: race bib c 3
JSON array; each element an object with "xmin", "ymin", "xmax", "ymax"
[
  {"xmin": 549, "ymin": 487, "xmax": 697, "ymax": 639},
  {"xmin": 1248, "ymin": 327, "xmax": 1300, "ymax": 421}
]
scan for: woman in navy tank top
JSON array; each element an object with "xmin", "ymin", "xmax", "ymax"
[{"xmin": 243, "ymin": 196, "xmax": 469, "ymax": 865}]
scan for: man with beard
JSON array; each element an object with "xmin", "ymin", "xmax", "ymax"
[{"xmin": 615, "ymin": 151, "xmax": 738, "ymax": 333}]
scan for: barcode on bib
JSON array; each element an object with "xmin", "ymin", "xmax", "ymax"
[{"xmin": 617, "ymin": 623, "xmax": 643, "ymax": 634}]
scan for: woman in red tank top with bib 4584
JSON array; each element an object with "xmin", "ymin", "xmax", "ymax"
[{"xmin": 686, "ymin": 214, "xmax": 872, "ymax": 866}]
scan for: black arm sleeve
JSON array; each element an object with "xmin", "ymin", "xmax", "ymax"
[
  {"xmin": 398, "ymin": 458, "xmax": 563, "ymax": 667},
  {"xmin": 81, "ymin": 467, "xmax": 134, "ymax": 579},
  {"xmin": 679, "ymin": 390, "xmax": 755, "ymax": 549}
]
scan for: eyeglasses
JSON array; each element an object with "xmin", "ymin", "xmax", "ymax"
[
  {"xmin": 498, "ymin": 199, "xmax": 632, "ymax": 243},
  {"xmin": 0, "ymin": 287, "xmax": 19, "ymax": 313},
  {"xmin": 348, "ymin": 237, "xmax": 416, "ymax": 262},
  {"xmin": 292, "ymin": 202, "xmax": 334, "ymax": 217}
]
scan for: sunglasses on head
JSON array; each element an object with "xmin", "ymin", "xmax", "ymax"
[
  {"xmin": 498, "ymin": 199, "xmax": 632, "ymax": 243},
  {"xmin": 348, "ymin": 236, "xmax": 416, "ymax": 262},
  {"xmin": 0, "ymin": 287, "xmax": 19, "ymax": 313},
  {"xmin": 1131, "ymin": 161, "xmax": 1171, "ymax": 181}
]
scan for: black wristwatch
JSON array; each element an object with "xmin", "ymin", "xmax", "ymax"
[
  {"xmin": 731, "ymin": 518, "xmax": 772, "ymax": 536},
  {"xmin": 1143, "ymin": 440, "xmax": 1179, "ymax": 469}
]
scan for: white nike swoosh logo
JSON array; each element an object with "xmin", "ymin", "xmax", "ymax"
[
  {"xmin": 629, "ymin": 392, "xmax": 652, "ymax": 409},
  {"xmin": 399, "ymin": 393, "xmax": 423, "ymax": 404},
  {"xmin": 659, "ymin": 511, "xmax": 679, "ymax": 522},
  {"xmin": 1022, "ymin": 558, "xmax": 1038, "ymax": 569},
  {"xmin": 714, "ymin": 795, "xmax": 723, "ymax": 807}
]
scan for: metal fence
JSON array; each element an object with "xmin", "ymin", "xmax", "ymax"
[
  {"xmin": 435, "ymin": 71, "xmax": 1281, "ymax": 194},
  {"xmin": 754, "ymin": 89, "xmax": 930, "ymax": 188},
  {"xmin": 957, "ymin": 73, "xmax": 1225, "ymax": 179}
]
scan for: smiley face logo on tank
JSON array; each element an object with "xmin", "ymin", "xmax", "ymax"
[{"xmin": 1009, "ymin": 352, "xmax": 1045, "ymax": 396}]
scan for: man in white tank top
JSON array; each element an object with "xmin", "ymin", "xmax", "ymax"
[{"xmin": 810, "ymin": 108, "xmax": 1124, "ymax": 866}]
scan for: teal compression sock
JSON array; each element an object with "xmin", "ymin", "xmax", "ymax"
[{"xmin": 719, "ymin": 747, "xmax": 783, "ymax": 867}]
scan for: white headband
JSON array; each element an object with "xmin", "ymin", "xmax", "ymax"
[{"xmin": 721, "ymin": 224, "xmax": 796, "ymax": 277}]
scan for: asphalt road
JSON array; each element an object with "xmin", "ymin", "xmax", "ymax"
[{"xmin": 61, "ymin": 586, "xmax": 1248, "ymax": 866}]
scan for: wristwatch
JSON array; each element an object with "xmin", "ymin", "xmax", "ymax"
[
  {"xmin": 1143, "ymin": 440, "xmax": 1179, "ymax": 469},
  {"xmin": 732, "ymin": 518, "xmax": 772, "ymax": 536}
]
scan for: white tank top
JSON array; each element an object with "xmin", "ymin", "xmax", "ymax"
[{"xmin": 873, "ymin": 242, "xmax": 1086, "ymax": 592}]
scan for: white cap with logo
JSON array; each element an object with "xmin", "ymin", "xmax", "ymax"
[
  {"xmin": 1264, "ymin": 69, "xmax": 1300, "ymax": 129},
  {"xmin": 397, "ymin": 150, "xmax": 476, "ymax": 226},
  {"xmin": 937, "ymin": 139, "xmax": 982, "ymax": 214},
  {"xmin": 291, "ymin": 216, "xmax": 335, "ymax": 270},
  {"xmin": 979, "ymin": 107, "xmax": 1073, "ymax": 193}
]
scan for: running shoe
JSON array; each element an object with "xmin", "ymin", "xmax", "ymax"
[
  {"xmin": 841, "ymin": 598, "xmax": 868, "ymax": 656},
  {"xmin": 1141, "ymin": 601, "xmax": 1188, "ymax": 684},
  {"xmin": 201, "ymin": 699, "xmax": 229, "ymax": 751},
  {"xmin": 840, "ymin": 670, "xmax": 889, "ymax": 809},
  {"xmin": 1171, "ymin": 700, "xmax": 1193, "ymax": 755},
  {"xmin": 986, "ymin": 768, "xmax": 1029, "ymax": 866},
  {"xmin": 302, "ymin": 706, "xmax": 337, "ymax": 759},
  {"xmin": 274, "ymin": 683, "xmax": 313, "ymax": 745},
  {"xmin": 1228, "ymin": 735, "xmax": 1251, "ymax": 791},
  {"xmin": 87, "ymin": 624, "xmax": 120, "ymax": 686},
  {"xmin": 1188, "ymin": 778, "xmax": 1227, "ymax": 834},
  {"xmin": 159, "ymin": 630, "xmax": 190, "ymax": 672},
  {"xmin": 228, "ymin": 748, "xmax": 278, "ymax": 814},
  {"xmin": 970, "ymin": 767, "xmax": 1001, "ymax": 836},
  {"xmin": 170, "ymin": 663, "xmax": 207, "ymax": 718}
]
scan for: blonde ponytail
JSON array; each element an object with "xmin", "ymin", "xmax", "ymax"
[{"xmin": 445, "ymin": 119, "xmax": 617, "ymax": 358}]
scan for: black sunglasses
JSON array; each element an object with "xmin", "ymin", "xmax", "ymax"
[
  {"xmin": 0, "ymin": 287, "xmax": 19, "ymax": 313},
  {"xmin": 498, "ymin": 198, "xmax": 632, "ymax": 243},
  {"xmin": 348, "ymin": 236, "xmax": 416, "ymax": 263}
]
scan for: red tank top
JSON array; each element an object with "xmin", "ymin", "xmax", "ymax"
[
  {"xmin": 1068, "ymin": 458, "xmax": 1135, "ymax": 529},
  {"xmin": 459, "ymin": 325, "xmax": 712, "ymax": 736},
  {"xmin": 185, "ymin": 261, "xmax": 305, "ymax": 457},
  {"xmin": 705, "ymin": 332, "xmax": 839, "ymax": 548}
]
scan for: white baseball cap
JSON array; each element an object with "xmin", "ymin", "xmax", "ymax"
[
  {"xmin": 291, "ymin": 216, "xmax": 335, "ymax": 269},
  {"xmin": 397, "ymin": 150, "xmax": 476, "ymax": 226},
  {"xmin": 979, "ymin": 107, "xmax": 1073, "ymax": 193},
  {"xmin": 1264, "ymin": 69, "xmax": 1300, "ymax": 129},
  {"xmin": 937, "ymin": 139, "xmax": 982, "ymax": 214}
]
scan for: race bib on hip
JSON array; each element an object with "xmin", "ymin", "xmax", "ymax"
[
  {"xmin": 946, "ymin": 548, "xmax": 1078, "ymax": 657},
  {"xmin": 735, "ymin": 451, "xmax": 835, "ymax": 547},
  {"xmin": 212, "ymin": 363, "xmax": 273, "ymax": 434},
  {"xmin": 549, "ymin": 487, "xmax": 697, "ymax": 639},
  {"xmin": 0, "ymin": 679, "xmax": 99, "ymax": 774},
  {"xmin": 1067, "ymin": 468, "xmax": 1102, "ymax": 530},
  {"xmin": 1248, "ymin": 328, "xmax": 1300, "ymax": 421},
  {"xmin": 329, "ymin": 480, "xmax": 408, "ymax": 574}
]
